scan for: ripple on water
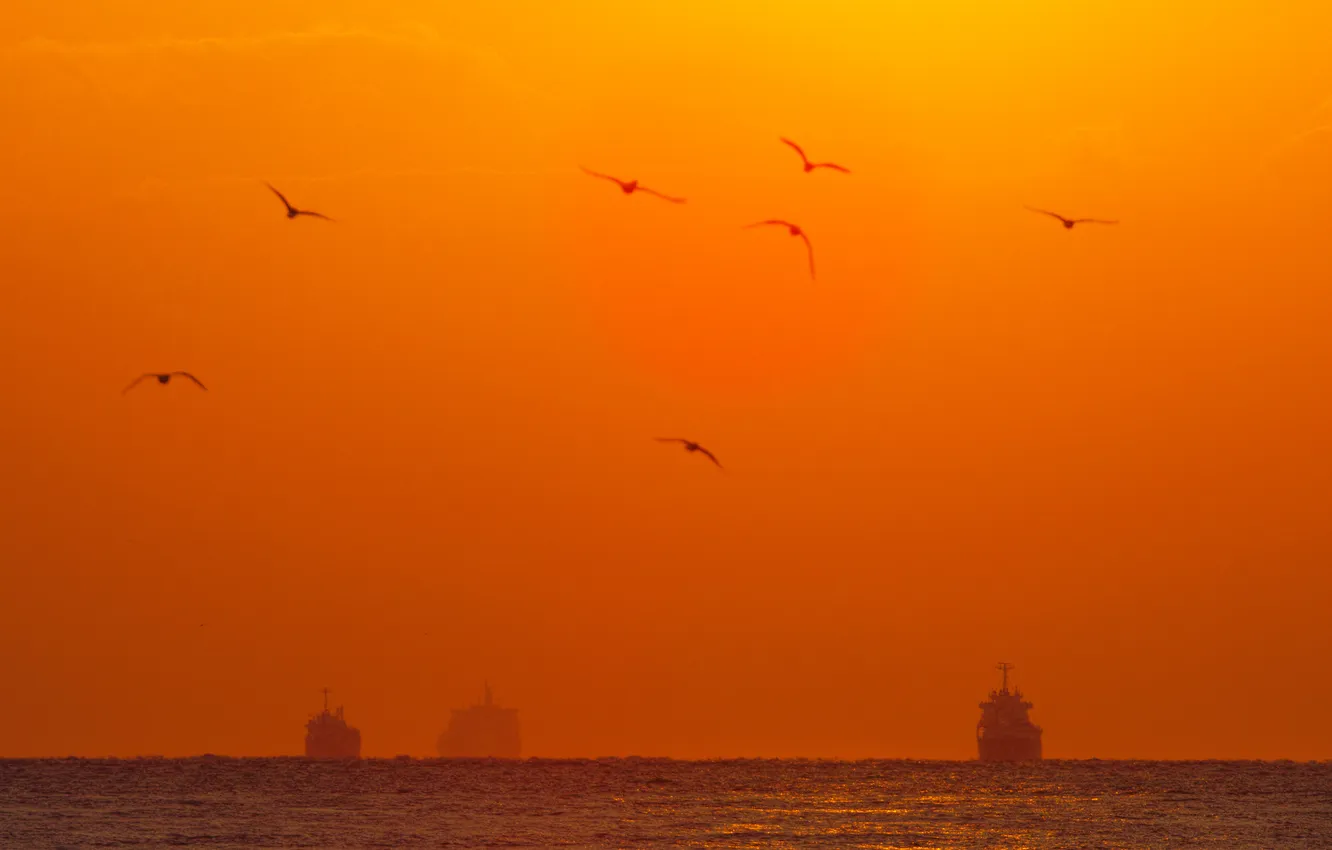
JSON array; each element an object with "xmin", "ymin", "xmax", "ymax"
[{"xmin": 0, "ymin": 759, "xmax": 1329, "ymax": 849}]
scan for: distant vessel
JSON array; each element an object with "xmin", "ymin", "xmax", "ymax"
[
  {"xmin": 305, "ymin": 688, "xmax": 362, "ymax": 759},
  {"xmin": 437, "ymin": 682, "xmax": 521, "ymax": 758},
  {"xmin": 976, "ymin": 662, "xmax": 1043, "ymax": 761}
]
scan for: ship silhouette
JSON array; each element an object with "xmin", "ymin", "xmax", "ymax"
[
  {"xmin": 304, "ymin": 688, "xmax": 361, "ymax": 759},
  {"xmin": 437, "ymin": 682, "xmax": 521, "ymax": 758},
  {"xmin": 976, "ymin": 662, "xmax": 1043, "ymax": 761}
]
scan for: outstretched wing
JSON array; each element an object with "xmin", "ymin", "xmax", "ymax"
[
  {"xmin": 579, "ymin": 166, "xmax": 627, "ymax": 188},
  {"xmin": 812, "ymin": 161, "xmax": 851, "ymax": 173},
  {"xmin": 172, "ymin": 371, "xmax": 208, "ymax": 390},
  {"xmin": 745, "ymin": 220, "xmax": 794, "ymax": 229},
  {"xmin": 695, "ymin": 446, "xmax": 724, "ymax": 469},
  {"xmin": 122, "ymin": 374, "xmax": 153, "ymax": 394},
  {"xmin": 266, "ymin": 182, "xmax": 294, "ymax": 212},
  {"xmin": 1071, "ymin": 218, "xmax": 1118, "ymax": 225},
  {"xmin": 799, "ymin": 232, "xmax": 816, "ymax": 279},
  {"xmin": 1024, "ymin": 205, "xmax": 1069, "ymax": 224},
  {"xmin": 654, "ymin": 438, "xmax": 687, "ymax": 444},
  {"xmin": 296, "ymin": 209, "xmax": 335, "ymax": 222},
  {"xmin": 779, "ymin": 137, "xmax": 809, "ymax": 164},
  {"xmin": 637, "ymin": 186, "xmax": 686, "ymax": 204}
]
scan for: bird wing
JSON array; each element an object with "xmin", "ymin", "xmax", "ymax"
[
  {"xmin": 637, "ymin": 186, "xmax": 686, "ymax": 204},
  {"xmin": 696, "ymin": 446, "xmax": 723, "ymax": 469},
  {"xmin": 780, "ymin": 137, "xmax": 809, "ymax": 163},
  {"xmin": 812, "ymin": 162, "xmax": 851, "ymax": 173},
  {"xmin": 579, "ymin": 166, "xmax": 626, "ymax": 187},
  {"xmin": 654, "ymin": 438, "xmax": 687, "ymax": 444},
  {"xmin": 1071, "ymin": 218, "xmax": 1118, "ymax": 225},
  {"xmin": 745, "ymin": 220, "xmax": 793, "ymax": 228},
  {"xmin": 171, "ymin": 371, "xmax": 208, "ymax": 390},
  {"xmin": 1025, "ymin": 206, "xmax": 1069, "ymax": 224},
  {"xmin": 296, "ymin": 209, "xmax": 335, "ymax": 221},
  {"xmin": 799, "ymin": 232, "xmax": 816, "ymax": 279},
  {"xmin": 122, "ymin": 374, "xmax": 153, "ymax": 394},
  {"xmin": 266, "ymin": 182, "xmax": 294, "ymax": 212}
]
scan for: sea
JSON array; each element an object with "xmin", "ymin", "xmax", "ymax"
[{"xmin": 1, "ymin": 758, "xmax": 1328, "ymax": 849}]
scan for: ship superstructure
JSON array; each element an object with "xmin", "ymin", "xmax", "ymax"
[
  {"xmin": 437, "ymin": 682, "xmax": 521, "ymax": 758},
  {"xmin": 304, "ymin": 688, "xmax": 362, "ymax": 759},
  {"xmin": 976, "ymin": 662, "xmax": 1043, "ymax": 761}
]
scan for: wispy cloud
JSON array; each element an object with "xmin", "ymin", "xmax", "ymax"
[
  {"xmin": 0, "ymin": 24, "xmax": 567, "ymax": 193},
  {"xmin": 8, "ymin": 26, "xmax": 475, "ymax": 60},
  {"xmin": 120, "ymin": 166, "xmax": 574, "ymax": 197},
  {"xmin": 1053, "ymin": 122, "xmax": 1127, "ymax": 177},
  {"xmin": 1256, "ymin": 96, "xmax": 1332, "ymax": 176},
  {"xmin": 1, "ymin": 25, "xmax": 559, "ymax": 105}
]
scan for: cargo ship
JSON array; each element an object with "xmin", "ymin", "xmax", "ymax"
[
  {"xmin": 976, "ymin": 662, "xmax": 1042, "ymax": 761},
  {"xmin": 437, "ymin": 682, "xmax": 521, "ymax": 758},
  {"xmin": 305, "ymin": 688, "xmax": 362, "ymax": 759}
]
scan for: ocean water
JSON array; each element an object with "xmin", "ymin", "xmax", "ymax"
[{"xmin": 1, "ymin": 758, "xmax": 1328, "ymax": 849}]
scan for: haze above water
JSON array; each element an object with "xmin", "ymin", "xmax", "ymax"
[{"xmin": 3, "ymin": 1, "xmax": 1332, "ymax": 760}]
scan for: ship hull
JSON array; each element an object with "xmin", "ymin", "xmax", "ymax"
[
  {"xmin": 305, "ymin": 737, "xmax": 360, "ymax": 759},
  {"xmin": 977, "ymin": 734, "xmax": 1042, "ymax": 762},
  {"xmin": 437, "ymin": 724, "xmax": 521, "ymax": 758},
  {"xmin": 437, "ymin": 708, "xmax": 521, "ymax": 758},
  {"xmin": 305, "ymin": 729, "xmax": 361, "ymax": 759},
  {"xmin": 440, "ymin": 686, "xmax": 522, "ymax": 758}
]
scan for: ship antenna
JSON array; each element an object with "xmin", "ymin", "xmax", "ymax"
[
  {"xmin": 997, "ymin": 662, "xmax": 1014, "ymax": 692},
  {"xmin": 322, "ymin": 687, "xmax": 332, "ymax": 712}
]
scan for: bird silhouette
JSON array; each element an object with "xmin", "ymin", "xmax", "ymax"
[
  {"xmin": 745, "ymin": 220, "xmax": 816, "ymax": 279},
  {"xmin": 580, "ymin": 167, "xmax": 686, "ymax": 203},
  {"xmin": 780, "ymin": 138, "xmax": 850, "ymax": 173},
  {"xmin": 123, "ymin": 372, "xmax": 208, "ymax": 394},
  {"xmin": 655, "ymin": 438, "xmax": 723, "ymax": 469},
  {"xmin": 1025, "ymin": 206, "xmax": 1117, "ymax": 229},
  {"xmin": 266, "ymin": 183, "xmax": 334, "ymax": 221}
]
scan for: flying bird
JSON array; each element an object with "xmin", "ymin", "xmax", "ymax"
[
  {"xmin": 580, "ymin": 167, "xmax": 686, "ymax": 203},
  {"xmin": 655, "ymin": 438, "xmax": 723, "ymax": 469},
  {"xmin": 266, "ymin": 183, "xmax": 334, "ymax": 221},
  {"xmin": 745, "ymin": 220, "xmax": 816, "ymax": 279},
  {"xmin": 1025, "ymin": 206, "xmax": 1117, "ymax": 229},
  {"xmin": 123, "ymin": 372, "xmax": 208, "ymax": 394},
  {"xmin": 780, "ymin": 138, "xmax": 850, "ymax": 173}
]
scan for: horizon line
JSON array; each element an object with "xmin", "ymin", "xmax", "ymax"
[{"xmin": 3, "ymin": 755, "xmax": 1328, "ymax": 764}]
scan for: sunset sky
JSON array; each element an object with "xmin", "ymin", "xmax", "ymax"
[{"xmin": 3, "ymin": 1, "xmax": 1332, "ymax": 760}]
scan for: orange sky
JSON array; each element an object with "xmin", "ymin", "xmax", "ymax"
[{"xmin": 2, "ymin": 1, "xmax": 1331, "ymax": 760}]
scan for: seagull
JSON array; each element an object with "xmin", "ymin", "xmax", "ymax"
[
  {"xmin": 580, "ymin": 167, "xmax": 686, "ymax": 203},
  {"xmin": 655, "ymin": 438, "xmax": 723, "ymax": 469},
  {"xmin": 1025, "ymin": 206, "xmax": 1117, "ymax": 229},
  {"xmin": 123, "ymin": 372, "xmax": 208, "ymax": 394},
  {"xmin": 745, "ymin": 220, "xmax": 816, "ymax": 279},
  {"xmin": 266, "ymin": 183, "xmax": 334, "ymax": 221},
  {"xmin": 780, "ymin": 138, "xmax": 850, "ymax": 174}
]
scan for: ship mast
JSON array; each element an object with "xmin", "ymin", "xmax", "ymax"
[
  {"xmin": 322, "ymin": 687, "xmax": 332, "ymax": 712},
  {"xmin": 996, "ymin": 662, "xmax": 1014, "ymax": 693}
]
